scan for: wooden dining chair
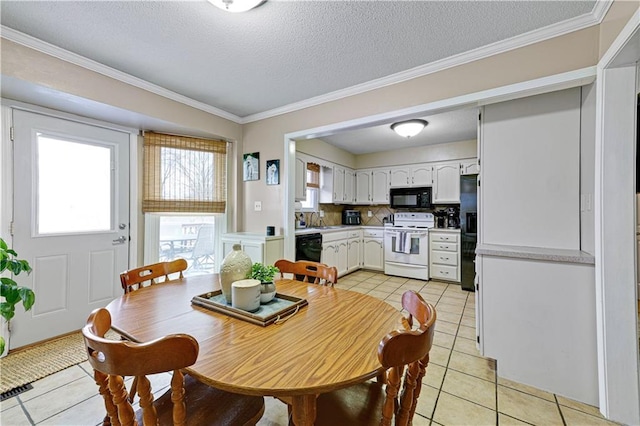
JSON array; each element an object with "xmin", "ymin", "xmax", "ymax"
[
  {"xmin": 120, "ymin": 258, "xmax": 188, "ymax": 294},
  {"xmin": 83, "ymin": 308, "xmax": 265, "ymax": 426},
  {"xmin": 312, "ymin": 290, "xmax": 437, "ymax": 426},
  {"xmin": 274, "ymin": 259, "xmax": 338, "ymax": 286}
]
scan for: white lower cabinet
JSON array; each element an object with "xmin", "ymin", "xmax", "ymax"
[
  {"xmin": 362, "ymin": 229, "xmax": 384, "ymax": 270},
  {"xmin": 222, "ymin": 233, "xmax": 284, "ymax": 266},
  {"xmin": 321, "ymin": 229, "xmax": 363, "ymax": 277},
  {"xmin": 347, "ymin": 230, "xmax": 362, "ymax": 273},
  {"xmin": 429, "ymin": 230, "xmax": 460, "ymax": 282}
]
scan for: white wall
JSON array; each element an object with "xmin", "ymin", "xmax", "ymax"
[
  {"xmin": 297, "ymin": 138, "xmax": 356, "ymax": 169},
  {"xmin": 580, "ymin": 83, "xmax": 596, "ymax": 254},
  {"xmin": 356, "ymin": 139, "xmax": 477, "ymax": 169},
  {"xmin": 481, "ymin": 256, "xmax": 598, "ymax": 405},
  {"xmin": 481, "ymin": 88, "xmax": 581, "ymax": 249}
]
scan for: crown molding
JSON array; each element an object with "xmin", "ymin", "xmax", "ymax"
[
  {"xmin": 0, "ymin": 26, "xmax": 243, "ymax": 124},
  {"xmin": 242, "ymin": 2, "xmax": 611, "ymax": 123},
  {"xmin": 0, "ymin": 1, "xmax": 613, "ymax": 126}
]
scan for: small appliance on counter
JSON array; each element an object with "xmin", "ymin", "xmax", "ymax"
[
  {"xmin": 342, "ymin": 210, "xmax": 362, "ymax": 225},
  {"xmin": 433, "ymin": 210, "xmax": 447, "ymax": 228},
  {"xmin": 446, "ymin": 207, "xmax": 460, "ymax": 229}
]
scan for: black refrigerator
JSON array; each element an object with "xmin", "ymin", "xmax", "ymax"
[{"xmin": 460, "ymin": 174, "xmax": 478, "ymax": 291}]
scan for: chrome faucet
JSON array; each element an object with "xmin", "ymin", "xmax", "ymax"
[{"xmin": 309, "ymin": 211, "xmax": 319, "ymax": 228}]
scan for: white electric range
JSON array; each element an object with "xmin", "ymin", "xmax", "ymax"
[{"xmin": 384, "ymin": 212, "xmax": 434, "ymax": 280}]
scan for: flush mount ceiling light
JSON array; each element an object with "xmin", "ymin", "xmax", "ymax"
[
  {"xmin": 207, "ymin": 0, "xmax": 265, "ymax": 13},
  {"xmin": 390, "ymin": 119, "xmax": 429, "ymax": 138}
]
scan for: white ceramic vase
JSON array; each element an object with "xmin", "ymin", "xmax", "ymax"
[
  {"xmin": 219, "ymin": 244, "xmax": 253, "ymax": 304},
  {"xmin": 260, "ymin": 282, "xmax": 276, "ymax": 304}
]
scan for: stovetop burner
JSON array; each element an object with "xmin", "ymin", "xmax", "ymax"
[{"xmin": 391, "ymin": 212, "xmax": 435, "ymax": 229}]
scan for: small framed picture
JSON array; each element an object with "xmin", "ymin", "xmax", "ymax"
[
  {"xmin": 266, "ymin": 159, "xmax": 280, "ymax": 185},
  {"xmin": 243, "ymin": 152, "xmax": 259, "ymax": 181}
]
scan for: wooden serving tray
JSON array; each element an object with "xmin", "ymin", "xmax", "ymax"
[{"xmin": 191, "ymin": 290, "xmax": 308, "ymax": 326}]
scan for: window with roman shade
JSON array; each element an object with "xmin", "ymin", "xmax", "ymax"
[
  {"xmin": 306, "ymin": 162, "xmax": 320, "ymax": 188},
  {"xmin": 301, "ymin": 162, "xmax": 320, "ymax": 211},
  {"xmin": 143, "ymin": 132, "xmax": 227, "ymax": 213}
]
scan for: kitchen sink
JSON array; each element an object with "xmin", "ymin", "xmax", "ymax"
[{"xmin": 310, "ymin": 226, "xmax": 343, "ymax": 229}]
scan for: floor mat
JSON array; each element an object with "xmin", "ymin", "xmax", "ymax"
[{"xmin": 0, "ymin": 330, "xmax": 118, "ymax": 394}]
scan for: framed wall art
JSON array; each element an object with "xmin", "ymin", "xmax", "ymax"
[
  {"xmin": 243, "ymin": 152, "xmax": 259, "ymax": 181},
  {"xmin": 266, "ymin": 159, "xmax": 280, "ymax": 185}
]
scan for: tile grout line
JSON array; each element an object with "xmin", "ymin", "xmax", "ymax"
[
  {"xmin": 555, "ymin": 394, "xmax": 568, "ymax": 426},
  {"xmin": 16, "ymin": 395, "xmax": 36, "ymax": 426},
  {"xmin": 425, "ymin": 282, "xmax": 457, "ymax": 424}
]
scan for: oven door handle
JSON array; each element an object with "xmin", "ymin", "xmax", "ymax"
[{"xmin": 385, "ymin": 261, "xmax": 428, "ymax": 269}]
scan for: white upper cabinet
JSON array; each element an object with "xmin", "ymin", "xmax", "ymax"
[
  {"xmin": 355, "ymin": 170, "xmax": 372, "ymax": 204},
  {"xmin": 333, "ymin": 166, "xmax": 346, "ymax": 203},
  {"xmin": 411, "ymin": 164, "xmax": 433, "ymax": 186},
  {"xmin": 460, "ymin": 158, "xmax": 479, "ymax": 175},
  {"xmin": 371, "ymin": 169, "xmax": 390, "ymax": 203},
  {"xmin": 433, "ymin": 162, "xmax": 460, "ymax": 203},
  {"xmin": 390, "ymin": 164, "xmax": 433, "ymax": 187},
  {"xmin": 390, "ymin": 167, "xmax": 411, "ymax": 187},
  {"xmin": 295, "ymin": 156, "xmax": 306, "ymax": 201},
  {"xmin": 322, "ymin": 165, "xmax": 356, "ymax": 204},
  {"xmin": 344, "ymin": 168, "xmax": 356, "ymax": 204},
  {"xmin": 355, "ymin": 168, "xmax": 391, "ymax": 204},
  {"xmin": 299, "ymin": 152, "xmax": 477, "ymax": 206}
]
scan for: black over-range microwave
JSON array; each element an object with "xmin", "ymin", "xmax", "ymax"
[{"xmin": 390, "ymin": 187, "xmax": 432, "ymax": 209}]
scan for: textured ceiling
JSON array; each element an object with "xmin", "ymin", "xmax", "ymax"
[{"xmin": 1, "ymin": 1, "xmax": 597, "ymax": 120}]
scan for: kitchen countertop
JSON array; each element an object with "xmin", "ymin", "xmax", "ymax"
[
  {"xmin": 476, "ymin": 243, "xmax": 595, "ymax": 265},
  {"xmin": 295, "ymin": 225, "xmax": 383, "ymax": 235},
  {"xmin": 222, "ymin": 232, "xmax": 284, "ymax": 241}
]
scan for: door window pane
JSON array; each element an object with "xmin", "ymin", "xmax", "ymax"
[
  {"xmin": 159, "ymin": 215, "xmax": 216, "ymax": 276},
  {"xmin": 37, "ymin": 135, "xmax": 112, "ymax": 234}
]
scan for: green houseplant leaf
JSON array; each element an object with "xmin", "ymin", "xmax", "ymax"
[
  {"xmin": 248, "ymin": 263, "xmax": 279, "ymax": 283},
  {"xmin": 0, "ymin": 238, "xmax": 35, "ymax": 355}
]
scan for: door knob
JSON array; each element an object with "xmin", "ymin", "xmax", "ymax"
[{"xmin": 112, "ymin": 236, "xmax": 127, "ymax": 245}]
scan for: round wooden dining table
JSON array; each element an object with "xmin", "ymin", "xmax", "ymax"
[{"xmin": 106, "ymin": 273, "xmax": 401, "ymax": 426}]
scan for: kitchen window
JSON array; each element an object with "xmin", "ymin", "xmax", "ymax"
[
  {"xmin": 142, "ymin": 132, "xmax": 228, "ymax": 274},
  {"xmin": 301, "ymin": 162, "xmax": 319, "ymax": 212}
]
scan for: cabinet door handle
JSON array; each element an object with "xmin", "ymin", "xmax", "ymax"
[
  {"xmin": 440, "ymin": 257, "xmax": 449, "ymax": 261},
  {"xmin": 412, "ymin": 177, "xmax": 414, "ymax": 184}
]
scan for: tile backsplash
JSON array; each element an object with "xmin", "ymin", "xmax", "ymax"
[
  {"xmin": 299, "ymin": 204, "xmax": 395, "ymax": 227},
  {"xmin": 296, "ymin": 204, "xmax": 459, "ymax": 228}
]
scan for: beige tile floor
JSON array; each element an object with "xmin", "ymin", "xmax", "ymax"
[{"xmin": 0, "ymin": 270, "xmax": 621, "ymax": 425}]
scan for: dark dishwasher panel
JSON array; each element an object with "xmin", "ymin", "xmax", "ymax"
[{"xmin": 295, "ymin": 233, "xmax": 322, "ymax": 262}]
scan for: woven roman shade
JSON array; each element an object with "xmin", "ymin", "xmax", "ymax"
[
  {"xmin": 143, "ymin": 132, "xmax": 227, "ymax": 213},
  {"xmin": 307, "ymin": 162, "xmax": 320, "ymax": 188}
]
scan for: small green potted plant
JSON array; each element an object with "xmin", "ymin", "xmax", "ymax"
[
  {"xmin": 248, "ymin": 263, "xmax": 279, "ymax": 304},
  {"xmin": 0, "ymin": 238, "xmax": 35, "ymax": 356}
]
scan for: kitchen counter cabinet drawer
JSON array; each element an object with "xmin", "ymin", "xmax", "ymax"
[
  {"xmin": 347, "ymin": 230, "xmax": 362, "ymax": 239},
  {"xmin": 431, "ymin": 242, "xmax": 458, "ymax": 252},
  {"xmin": 431, "ymin": 250, "xmax": 458, "ymax": 266},
  {"xmin": 430, "ymin": 233, "xmax": 459, "ymax": 243},
  {"xmin": 431, "ymin": 265, "xmax": 459, "ymax": 281},
  {"xmin": 363, "ymin": 229, "xmax": 384, "ymax": 238},
  {"xmin": 322, "ymin": 231, "xmax": 350, "ymax": 243}
]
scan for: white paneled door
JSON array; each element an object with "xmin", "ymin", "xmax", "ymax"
[{"xmin": 10, "ymin": 110, "xmax": 130, "ymax": 348}]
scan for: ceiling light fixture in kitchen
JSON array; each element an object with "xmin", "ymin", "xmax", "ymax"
[
  {"xmin": 391, "ymin": 119, "xmax": 428, "ymax": 138},
  {"xmin": 207, "ymin": 0, "xmax": 265, "ymax": 13}
]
